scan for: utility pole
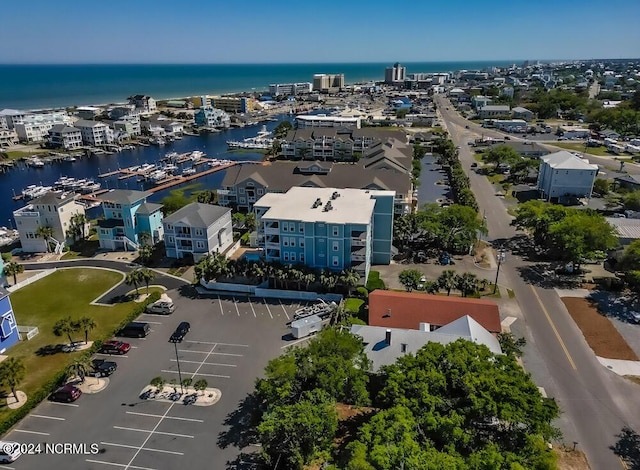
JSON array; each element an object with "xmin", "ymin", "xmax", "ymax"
[
  {"xmin": 169, "ymin": 337, "xmax": 184, "ymax": 394},
  {"xmin": 493, "ymin": 249, "xmax": 506, "ymax": 294}
]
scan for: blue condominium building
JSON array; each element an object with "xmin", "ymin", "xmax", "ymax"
[
  {"xmin": 0, "ymin": 287, "xmax": 20, "ymax": 353},
  {"xmin": 254, "ymin": 187, "xmax": 394, "ymax": 280},
  {"xmin": 97, "ymin": 190, "xmax": 164, "ymax": 251}
]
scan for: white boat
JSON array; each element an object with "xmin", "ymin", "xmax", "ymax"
[
  {"xmin": 27, "ymin": 158, "xmax": 45, "ymax": 168},
  {"xmin": 148, "ymin": 170, "xmax": 167, "ymax": 182},
  {"xmin": 190, "ymin": 150, "xmax": 205, "ymax": 161},
  {"xmin": 227, "ymin": 125, "xmax": 274, "ymax": 150},
  {"xmin": 182, "ymin": 167, "xmax": 196, "ymax": 176},
  {"xmin": 162, "ymin": 164, "xmax": 178, "ymax": 173},
  {"xmin": 80, "ymin": 181, "xmax": 101, "ymax": 193},
  {"xmin": 139, "ymin": 163, "xmax": 156, "ymax": 173},
  {"xmin": 63, "ymin": 155, "xmax": 77, "ymax": 162},
  {"xmin": 164, "ymin": 152, "xmax": 179, "ymax": 161}
]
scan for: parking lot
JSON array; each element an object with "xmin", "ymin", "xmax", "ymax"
[{"xmin": 4, "ymin": 292, "xmax": 309, "ymax": 469}]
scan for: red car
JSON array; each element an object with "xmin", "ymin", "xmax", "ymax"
[
  {"xmin": 99, "ymin": 340, "xmax": 131, "ymax": 355},
  {"xmin": 50, "ymin": 384, "xmax": 82, "ymax": 403}
]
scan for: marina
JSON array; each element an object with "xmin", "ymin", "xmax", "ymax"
[{"xmin": 226, "ymin": 125, "xmax": 274, "ymax": 150}]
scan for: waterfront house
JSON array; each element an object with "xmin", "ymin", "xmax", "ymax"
[
  {"xmin": 351, "ymin": 317, "xmax": 501, "ymax": 372},
  {"xmin": 97, "ymin": 190, "xmax": 163, "ymax": 251},
  {"xmin": 15, "ymin": 112, "xmax": 73, "ymax": 143},
  {"xmin": 536, "ymin": 151, "xmax": 598, "ymax": 203},
  {"xmin": 295, "ymin": 114, "xmax": 360, "ymax": 129},
  {"xmin": 74, "ymin": 119, "xmax": 114, "ymax": 146},
  {"xmin": 163, "ymin": 203, "xmax": 233, "ymax": 262},
  {"xmin": 194, "ymin": 106, "xmax": 231, "ymax": 129},
  {"xmin": 0, "ymin": 109, "xmax": 28, "ymax": 129},
  {"xmin": 48, "ymin": 124, "xmax": 82, "ymax": 150},
  {"xmin": 254, "ymin": 187, "xmax": 395, "ymax": 280},
  {"xmin": 127, "ymin": 95, "xmax": 157, "ymax": 114},
  {"xmin": 218, "ymin": 159, "xmax": 412, "ymax": 215},
  {"xmin": 0, "ymin": 129, "xmax": 18, "ymax": 147},
  {"xmin": 0, "ymin": 287, "xmax": 20, "ymax": 354},
  {"xmin": 109, "ymin": 105, "xmax": 138, "ymax": 120},
  {"xmin": 13, "ymin": 191, "xmax": 88, "ymax": 253},
  {"xmin": 75, "ymin": 106, "xmax": 103, "ymax": 120}
]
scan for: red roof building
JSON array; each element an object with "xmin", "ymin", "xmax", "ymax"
[{"xmin": 368, "ymin": 290, "xmax": 502, "ymax": 333}]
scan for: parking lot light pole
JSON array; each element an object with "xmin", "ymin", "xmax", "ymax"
[
  {"xmin": 493, "ymin": 249, "xmax": 506, "ymax": 294},
  {"xmin": 169, "ymin": 338, "xmax": 184, "ymax": 394}
]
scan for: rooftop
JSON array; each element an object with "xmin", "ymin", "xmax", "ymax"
[
  {"xmin": 606, "ymin": 217, "xmax": 640, "ymax": 240},
  {"xmin": 30, "ymin": 190, "xmax": 78, "ymax": 206},
  {"xmin": 162, "ymin": 202, "xmax": 230, "ymax": 227},
  {"xmin": 540, "ymin": 151, "xmax": 599, "ymax": 171},
  {"xmin": 255, "ymin": 187, "xmax": 392, "ymax": 225},
  {"xmin": 74, "ymin": 119, "xmax": 107, "ymax": 128},
  {"xmin": 98, "ymin": 189, "xmax": 151, "ymax": 205}
]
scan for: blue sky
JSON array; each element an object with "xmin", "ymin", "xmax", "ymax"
[{"xmin": 1, "ymin": 0, "xmax": 639, "ymax": 63}]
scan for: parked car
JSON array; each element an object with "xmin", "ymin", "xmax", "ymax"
[
  {"xmin": 504, "ymin": 136, "xmax": 511, "ymax": 140},
  {"xmin": 118, "ymin": 322, "xmax": 151, "ymax": 338},
  {"xmin": 89, "ymin": 359, "xmax": 117, "ymax": 377},
  {"xmin": 50, "ymin": 384, "xmax": 82, "ymax": 403},
  {"xmin": 145, "ymin": 300, "xmax": 175, "ymax": 315},
  {"xmin": 99, "ymin": 340, "xmax": 131, "ymax": 355},
  {"xmin": 0, "ymin": 441, "xmax": 21, "ymax": 463},
  {"xmin": 170, "ymin": 321, "xmax": 191, "ymax": 342}
]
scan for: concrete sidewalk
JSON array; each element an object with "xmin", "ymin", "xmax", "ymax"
[{"xmin": 597, "ymin": 356, "xmax": 640, "ymax": 376}]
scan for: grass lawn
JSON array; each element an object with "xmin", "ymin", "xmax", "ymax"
[
  {"xmin": 344, "ymin": 298, "xmax": 364, "ymax": 314},
  {"xmin": 0, "ymin": 268, "xmax": 140, "ymax": 422},
  {"xmin": 1, "ymin": 150, "xmax": 41, "ymax": 160},
  {"xmin": 553, "ymin": 143, "xmax": 616, "ymax": 157},
  {"xmin": 61, "ymin": 239, "xmax": 100, "ymax": 259}
]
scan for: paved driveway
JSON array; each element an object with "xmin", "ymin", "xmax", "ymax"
[{"xmin": 4, "ymin": 291, "xmax": 308, "ymax": 470}]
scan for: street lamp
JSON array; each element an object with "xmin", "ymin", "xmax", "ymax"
[
  {"xmin": 168, "ymin": 336, "xmax": 184, "ymax": 394},
  {"xmin": 493, "ymin": 249, "xmax": 506, "ymax": 294}
]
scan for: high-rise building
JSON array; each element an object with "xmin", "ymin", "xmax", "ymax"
[
  {"xmin": 312, "ymin": 74, "xmax": 345, "ymax": 92},
  {"xmin": 385, "ymin": 63, "xmax": 406, "ymax": 84}
]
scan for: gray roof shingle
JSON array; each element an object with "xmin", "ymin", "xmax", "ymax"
[{"xmin": 162, "ymin": 202, "xmax": 230, "ymax": 227}]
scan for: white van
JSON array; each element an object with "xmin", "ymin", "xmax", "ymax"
[
  {"xmin": 145, "ymin": 300, "xmax": 175, "ymax": 315},
  {"xmin": 0, "ymin": 441, "xmax": 21, "ymax": 463}
]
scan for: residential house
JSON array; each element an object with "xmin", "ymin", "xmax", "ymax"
[
  {"xmin": 75, "ymin": 107, "xmax": 103, "ymax": 120},
  {"xmin": 512, "ymin": 106, "xmax": 535, "ymax": 121},
  {"xmin": 368, "ymin": 290, "xmax": 502, "ymax": 333},
  {"xmin": 13, "ymin": 191, "xmax": 88, "ymax": 253},
  {"xmin": 163, "ymin": 203, "xmax": 233, "ymax": 261},
  {"xmin": 14, "ymin": 112, "xmax": 73, "ymax": 143},
  {"xmin": 0, "ymin": 109, "xmax": 28, "ymax": 129},
  {"xmin": 48, "ymin": 125, "xmax": 82, "ymax": 150},
  {"xmin": 0, "ymin": 287, "xmax": 20, "ymax": 353},
  {"xmin": 147, "ymin": 116, "xmax": 184, "ymax": 136},
  {"xmin": 614, "ymin": 174, "xmax": 640, "ymax": 191},
  {"xmin": 254, "ymin": 187, "xmax": 395, "ymax": 280},
  {"xmin": 0, "ymin": 129, "xmax": 18, "ymax": 147},
  {"xmin": 218, "ymin": 159, "xmax": 412, "ymax": 215},
  {"xmin": 74, "ymin": 119, "xmax": 114, "ymax": 146},
  {"xmin": 606, "ymin": 217, "xmax": 640, "ymax": 246},
  {"xmin": 479, "ymin": 105, "xmax": 511, "ymax": 119},
  {"xmin": 471, "ymin": 95, "xmax": 493, "ymax": 110},
  {"xmin": 350, "ymin": 316, "xmax": 502, "ymax": 371},
  {"xmin": 97, "ymin": 190, "xmax": 163, "ymax": 251},
  {"xmin": 109, "ymin": 105, "xmax": 138, "ymax": 120},
  {"xmin": 194, "ymin": 106, "xmax": 231, "ymax": 129},
  {"xmin": 295, "ymin": 114, "xmax": 360, "ymax": 129},
  {"xmin": 490, "ymin": 141, "xmax": 549, "ymax": 158},
  {"xmin": 127, "ymin": 95, "xmax": 157, "ymax": 114},
  {"xmin": 536, "ymin": 151, "xmax": 598, "ymax": 202}
]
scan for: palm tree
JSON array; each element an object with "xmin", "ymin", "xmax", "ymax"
[
  {"xmin": 35, "ymin": 225, "xmax": 54, "ymax": 252},
  {"xmin": 74, "ymin": 316, "xmax": 96, "ymax": 344},
  {"xmin": 138, "ymin": 245, "xmax": 153, "ymax": 266},
  {"xmin": 67, "ymin": 357, "xmax": 92, "ymax": 384},
  {"xmin": 53, "ymin": 316, "xmax": 78, "ymax": 345},
  {"xmin": 456, "ymin": 272, "xmax": 480, "ymax": 297},
  {"xmin": 0, "ymin": 357, "xmax": 26, "ymax": 401},
  {"xmin": 138, "ymin": 231, "xmax": 152, "ymax": 247},
  {"xmin": 437, "ymin": 269, "xmax": 459, "ymax": 296},
  {"xmin": 339, "ymin": 270, "xmax": 360, "ymax": 293},
  {"xmin": 138, "ymin": 268, "xmax": 156, "ymax": 294},
  {"xmin": 3, "ymin": 261, "xmax": 24, "ymax": 285},
  {"xmin": 125, "ymin": 269, "xmax": 144, "ymax": 295},
  {"xmin": 303, "ymin": 273, "xmax": 316, "ymax": 290},
  {"xmin": 71, "ymin": 213, "xmax": 88, "ymax": 240}
]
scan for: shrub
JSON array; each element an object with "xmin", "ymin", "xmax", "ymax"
[
  {"xmin": 355, "ymin": 286, "xmax": 369, "ymax": 299},
  {"xmin": 365, "ymin": 271, "xmax": 385, "ymax": 292}
]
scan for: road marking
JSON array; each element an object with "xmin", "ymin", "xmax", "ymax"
[
  {"xmin": 103, "ymin": 441, "xmax": 184, "ymax": 456},
  {"xmin": 248, "ymin": 298, "xmax": 257, "ymax": 317},
  {"xmin": 161, "ymin": 370, "xmax": 230, "ymax": 379},
  {"xmin": 126, "ymin": 411, "xmax": 203, "ymax": 423},
  {"xmin": 113, "ymin": 426, "xmax": 194, "ymax": 439},
  {"xmin": 95, "ymin": 353, "xmax": 129, "ymax": 358},
  {"xmin": 282, "ymin": 337, "xmax": 311, "ymax": 349},
  {"xmin": 13, "ymin": 429, "xmax": 50, "ymax": 435},
  {"xmin": 232, "ymin": 297, "xmax": 240, "ymax": 316},
  {"xmin": 49, "ymin": 402, "xmax": 79, "ymax": 407},
  {"xmin": 178, "ymin": 349, "xmax": 243, "ymax": 356},
  {"xmin": 130, "ymin": 345, "xmax": 139, "ymax": 348},
  {"xmin": 530, "ymin": 286, "xmax": 577, "ymax": 371},
  {"xmin": 170, "ymin": 359, "xmax": 236, "ymax": 367},
  {"xmin": 86, "ymin": 460, "xmax": 157, "ymax": 470},
  {"xmin": 279, "ymin": 299, "xmax": 290, "ymax": 320},
  {"xmin": 263, "ymin": 299, "xmax": 273, "ymax": 319},
  {"xmin": 184, "ymin": 340, "xmax": 249, "ymax": 347},
  {"xmin": 217, "ymin": 295, "xmax": 224, "ymax": 316},
  {"xmin": 30, "ymin": 414, "xmax": 65, "ymax": 421},
  {"xmin": 619, "ymin": 456, "xmax": 629, "ymax": 469}
]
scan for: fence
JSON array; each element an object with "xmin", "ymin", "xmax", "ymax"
[
  {"xmin": 17, "ymin": 325, "xmax": 40, "ymax": 341},
  {"xmin": 198, "ymin": 279, "xmax": 342, "ymax": 302},
  {"xmin": 6, "ymin": 268, "xmax": 57, "ymax": 293}
]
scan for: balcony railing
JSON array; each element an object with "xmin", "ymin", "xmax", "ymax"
[
  {"xmin": 264, "ymin": 227, "xmax": 279, "ymax": 235},
  {"xmin": 216, "ymin": 189, "xmax": 236, "ymax": 196}
]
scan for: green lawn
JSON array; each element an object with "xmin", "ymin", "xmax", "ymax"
[
  {"xmin": 1, "ymin": 269, "xmax": 138, "ymax": 420},
  {"xmin": 344, "ymin": 298, "xmax": 365, "ymax": 314},
  {"xmin": 553, "ymin": 143, "xmax": 617, "ymax": 157},
  {"xmin": 1, "ymin": 150, "xmax": 40, "ymax": 160}
]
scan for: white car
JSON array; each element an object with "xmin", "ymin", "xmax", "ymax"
[
  {"xmin": 145, "ymin": 301, "xmax": 175, "ymax": 315},
  {"xmin": 0, "ymin": 441, "xmax": 21, "ymax": 463}
]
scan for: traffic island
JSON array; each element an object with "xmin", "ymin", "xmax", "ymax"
[
  {"xmin": 6, "ymin": 391, "xmax": 27, "ymax": 409},
  {"xmin": 139, "ymin": 385, "xmax": 221, "ymax": 406},
  {"xmin": 68, "ymin": 377, "xmax": 109, "ymax": 394}
]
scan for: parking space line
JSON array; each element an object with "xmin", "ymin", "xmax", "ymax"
[
  {"xmin": 178, "ymin": 349, "xmax": 243, "ymax": 356},
  {"xmin": 171, "ymin": 359, "xmax": 236, "ymax": 367},
  {"xmin": 102, "ymin": 441, "xmax": 184, "ymax": 456},
  {"xmin": 30, "ymin": 414, "xmax": 65, "ymax": 421},
  {"xmin": 142, "ymin": 320, "xmax": 162, "ymax": 325},
  {"xmin": 248, "ymin": 298, "xmax": 257, "ymax": 317},
  {"xmin": 263, "ymin": 299, "xmax": 273, "ymax": 319},
  {"xmin": 96, "ymin": 353, "xmax": 129, "ymax": 358},
  {"xmin": 279, "ymin": 299, "xmax": 290, "ymax": 320},
  {"xmin": 113, "ymin": 426, "xmax": 194, "ymax": 439},
  {"xmin": 282, "ymin": 337, "xmax": 312, "ymax": 349},
  {"xmin": 14, "ymin": 429, "xmax": 50, "ymax": 435},
  {"xmin": 126, "ymin": 411, "xmax": 203, "ymax": 423},
  {"xmin": 232, "ymin": 297, "xmax": 240, "ymax": 316},
  {"xmin": 161, "ymin": 370, "xmax": 231, "ymax": 379},
  {"xmin": 49, "ymin": 402, "xmax": 79, "ymax": 407},
  {"xmin": 184, "ymin": 340, "xmax": 249, "ymax": 347},
  {"xmin": 86, "ymin": 460, "xmax": 157, "ymax": 470},
  {"xmin": 217, "ymin": 295, "xmax": 224, "ymax": 316}
]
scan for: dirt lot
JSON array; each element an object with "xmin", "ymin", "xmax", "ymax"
[
  {"xmin": 561, "ymin": 297, "xmax": 639, "ymax": 361},
  {"xmin": 556, "ymin": 446, "xmax": 591, "ymax": 470}
]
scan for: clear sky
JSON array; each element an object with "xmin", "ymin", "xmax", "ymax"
[{"xmin": 1, "ymin": 0, "xmax": 638, "ymax": 64}]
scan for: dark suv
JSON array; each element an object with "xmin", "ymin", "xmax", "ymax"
[
  {"xmin": 170, "ymin": 321, "xmax": 191, "ymax": 342},
  {"xmin": 89, "ymin": 359, "xmax": 117, "ymax": 377}
]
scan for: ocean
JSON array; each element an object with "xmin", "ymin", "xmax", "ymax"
[{"xmin": 0, "ymin": 61, "xmax": 518, "ymax": 110}]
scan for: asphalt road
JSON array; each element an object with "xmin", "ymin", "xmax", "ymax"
[{"xmin": 435, "ymin": 94, "xmax": 640, "ymax": 470}]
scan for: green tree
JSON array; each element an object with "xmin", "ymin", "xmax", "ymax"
[
  {"xmin": 70, "ymin": 213, "xmax": 88, "ymax": 240},
  {"xmin": 195, "ymin": 189, "xmax": 218, "ymax": 204},
  {"xmin": 232, "ymin": 212, "xmax": 246, "ymax": 228},
  {"xmin": 273, "ymin": 121, "xmax": 293, "ymax": 139},
  {"xmin": 138, "ymin": 268, "xmax": 156, "ymax": 294},
  {"xmin": 497, "ymin": 332, "xmax": 527, "ymax": 358},
  {"xmin": 622, "ymin": 191, "xmax": 640, "ymax": 211},
  {"xmin": 437, "ymin": 269, "xmax": 458, "ymax": 296},
  {"xmin": 125, "ymin": 269, "xmax": 144, "ymax": 295},
  {"xmin": 150, "ymin": 376, "xmax": 165, "ymax": 391},
  {"xmin": 53, "ymin": 316, "xmax": 78, "ymax": 345},
  {"xmin": 244, "ymin": 212, "xmax": 257, "ymax": 232},
  {"xmin": 398, "ymin": 269, "xmax": 423, "ymax": 292},
  {"xmin": 0, "ymin": 357, "xmax": 26, "ymax": 401},
  {"xmin": 137, "ymin": 244, "xmax": 153, "ymax": 266},
  {"xmin": 618, "ymin": 240, "xmax": 640, "ymax": 271},
  {"xmin": 513, "ymin": 200, "xmax": 568, "ymax": 245},
  {"xmin": 258, "ymin": 389, "xmax": 338, "ymax": 470},
  {"xmin": 456, "ymin": 271, "xmax": 480, "ymax": 297},
  {"xmin": 35, "ymin": 225, "xmax": 54, "ymax": 252},
  {"xmin": 138, "ymin": 231, "xmax": 152, "ymax": 247},
  {"xmin": 2, "ymin": 261, "xmax": 24, "ymax": 285},
  {"xmin": 67, "ymin": 356, "xmax": 92, "ymax": 384},
  {"xmin": 193, "ymin": 378, "xmax": 208, "ymax": 395},
  {"xmin": 485, "ymin": 144, "xmax": 521, "ymax": 171},
  {"xmin": 74, "ymin": 316, "xmax": 96, "ymax": 344},
  {"xmin": 593, "ymin": 178, "xmax": 611, "ymax": 196}
]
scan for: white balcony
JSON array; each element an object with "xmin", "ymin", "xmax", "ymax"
[
  {"xmin": 351, "ymin": 238, "xmax": 366, "ymax": 247},
  {"xmin": 217, "ymin": 189, "xmax": 236, "ymax": 196},
  {"xmin": 265, "ymin": 241, "xmax": 280, "ymax": 250},
  {"xmin": 264, "ymin": 227, "xmax": 279, "ymax": 235}
]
